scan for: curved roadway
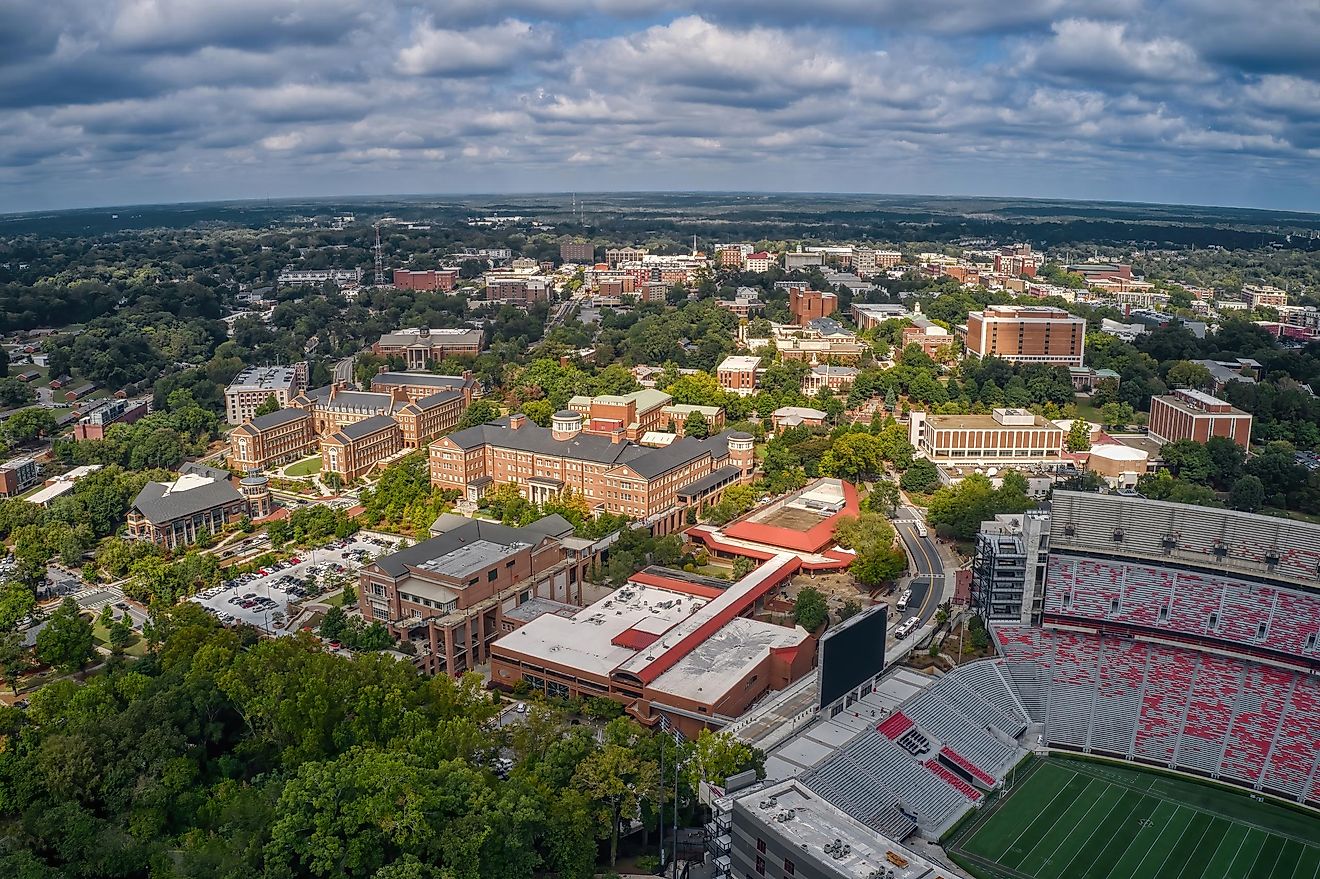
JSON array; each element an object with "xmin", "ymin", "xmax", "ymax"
[{"xmin": 893, "ymin": 504, "xmax": 947, "ymax": 626}]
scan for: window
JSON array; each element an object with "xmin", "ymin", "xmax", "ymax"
[
  {"xmin": 755, "ymin": 857, "xmax": 765, "ymax": 876},
  {"xmin": 783, "ymin": 858, "xmax": 795, "ymax": 875},
  {"xmin": 488, "ymin": 569, "xmax": 498, "ymax": 582},
  {"xmin": 756, "ymin": 839, "xmax": 766, "ymax": 854}
]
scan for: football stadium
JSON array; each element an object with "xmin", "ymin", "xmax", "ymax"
[{"xmin": 712, "ymin": 491, "xmax": 1320, "ymax": 879}]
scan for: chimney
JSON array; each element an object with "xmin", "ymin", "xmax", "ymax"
[
  {"xmin": 509, "ymin": 413, "xmax": 526, "ymax": 430},
  {"xmin": 462, "ymin": 370, "xmax": 472, "ymax": 381},
  {"xmin": 611, "ymin": 428, "xmax": 624, "ymax": 444}
]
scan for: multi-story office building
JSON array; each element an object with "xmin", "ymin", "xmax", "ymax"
[
  {"xmin": 224, "ymin": 364, "xmax": 307, "ymax": 425},
  {"xmin": 228, "ymin": 408, "xmax": 317, "ymax": 471},
  {"xmin": 717, "ymin": 355, "xmax": 762, "ymax": 396},
  {"xmin": 127, "ymin": 463, "xmax": 251, "ymax": 549},
  {"xmin": 1148, "ymin": 389, "xmax": 1253, "ymax": 449},
  {"xmin": 359, "ymin": 514, "xmax": 609, "ymax": 676},
  {"xmin": 789, "ymin": 287, "xmax": 838, "ymax": 325},
  {"xmin": 853, "ymin": 247, "xmax": 903, "ymax": 276},
  {"xmin": 372, "ymin": 327, "xmax": 484, "ymax": 367},
  {"xmin": 908, "ymin": 408, "xmax": 1066, "ymax": 465},
  {"xmin": 971, "ymin": 511, "xmax": 1051, "ymax": 624},
  {"xmin": 559, "ymin": 242, "xmax": 595, "ymax": 263},
  {"xmin": 429, "ymin": 413, "xmax": 754, "ymax": 533},
  {"xmin": 963, "ymin": 304, "xmax": 1086, "ymax": 367},
  {"xmin": 321, "ymin": 415, "xmax": 403, "ymax": 481},
  {"xmin": 1245, "ymin": 284, "xmax": 1288, "ymax": 309},
  {"xmin": 851, "ymin": 302, "xmax": 910, "ymax": 331},
  {"xmin": 392, "ymin": 269, "xmax": 459, "ymax": 291},
  {"xmin": 72, "ymin": 397, "xmax": 150, "ymax": 441},
  {"xmin": 716, "ymin": 244, "xmax": 748, "ymax": 268},
  {"xmin": 484, "ymin": 276, "xmax": 549, "ymax": 304}
]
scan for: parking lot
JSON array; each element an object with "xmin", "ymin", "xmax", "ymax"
[{"xmin": 190, "ymin": 534, "xmax": 406, "ymax": 635}]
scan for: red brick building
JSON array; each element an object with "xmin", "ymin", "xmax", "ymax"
[
  {"xmin": 393, "ymin": 269, "xmax": 459, "ymax": 291},
  {"xmin": 789, "ymin": 287, "xmax": 838, "ymax": 325},
  {"xmin": 1148, "ymin": 389, "xmax": 1253, "ymax": 450},
  {"xmin": 964, "ymin": 304, "xmax": 1086, "ymax": 367},
  {"xmin": 717, "ymin": 355, "xmax": 761, "ymax": 396}
]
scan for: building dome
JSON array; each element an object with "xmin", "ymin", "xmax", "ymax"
[
  {"xmin": 551, "ymin": 410, "xmax": 584, "ymax": 440},
  {"xmin": 554, "ymin": 410, "xmax": 578, "ymax": 421}
]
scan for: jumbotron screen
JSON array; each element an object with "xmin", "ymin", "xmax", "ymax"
[{"xmin": 817, "ymin": 604, "xmax": 888, "ymax": 710}]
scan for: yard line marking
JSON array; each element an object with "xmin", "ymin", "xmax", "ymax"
[
  {"xmin": 1217, "ymin": 826, "xmax": 1253, "ymax": 879},
  {"xmin": 1228, "ymin": 829, "xmax": 1266, "ymax": 879},
  {"xmin": 1094, "ymin": 798, "xmax": 1173, "ymax": 879},
  {"xmin": 993, "ymin": 770, "xmax": 1092, "ymax": 862},
  {"xmin": 1049, "ymin": 783, "xmax": 1127, "ymax": 879},
  {"xmin": 1185, "ymin": 820, "xmax": 1230, "ymax": 879},
  {"xmin": 1138, "ymin": 805, "xmax": 1196, "ymax": 879}
]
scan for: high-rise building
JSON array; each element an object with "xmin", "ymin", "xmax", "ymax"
[
  {"xmin": 559, "ymin": 242, "xmax": 595, "ymax": 263},
  {"xmin": 788, "ymin": 287, "xmax": 838, "ymax": 325},
  {"xmin": 963, "ymin": 304, "xmax": 1086, "ymax": 366},
  {"xmin": 224, "ymin": 364, "xmax": 308, "ymax": 425}
]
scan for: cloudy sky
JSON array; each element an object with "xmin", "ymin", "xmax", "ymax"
[{"xmin": 2, "ymin": 0, "xmax": 1319, "ymax": 213}]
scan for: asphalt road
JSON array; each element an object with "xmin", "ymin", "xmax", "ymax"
[{"xmin": 893, "ymin": 505, "xmax": 946, "ymax": 626}]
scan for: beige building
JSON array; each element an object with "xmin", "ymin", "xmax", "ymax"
[
  {"xmin": 372, "ymin": 327, "xmax": 484, "ymax": 367},
  {"xmin": 963, "ymin": 304, "xmax": 1086, "ymax": 367},
  {"xmin": 909, "ymin": 408, "xmax": 1067, "ymax": 465},
  {"xmin": 224, "ymin": 364, "xmax": 307, "ymax": 425}
]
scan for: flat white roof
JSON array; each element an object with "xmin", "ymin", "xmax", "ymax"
[
  {"xmin": 495, "ymin": 584, "xmax": 705, "ymax": 678},
  {"xmin": 719, "ymin": 355, "xmax": 762, "ymax": 370},
  {"xmin": 648, "ymin": 616, "xmax": 806, "ymax": 704}
]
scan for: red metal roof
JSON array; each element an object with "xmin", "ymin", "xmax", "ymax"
[
  {"xmin": 626, "ymin": 570, "xmax": 725, "ymax": 599},
  {"xmin": 723, "ymin": 481, "xmax": 860, "ymax": 554},
  {"xmin": 611, "ymin": 628, "xmax": 662, "ymax": 650}
]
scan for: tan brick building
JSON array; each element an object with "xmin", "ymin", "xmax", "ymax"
[
  {"xmin": 228, "ymin": 408, "xmax": 316, "ymax": 471},
  {"xmin": 321, "ymin": 415, "xmax": 403, "ymax": 481},
  {"xmin": 963, "ymin": 304, "xmax": 1086, "ymax": 367},
  {"xmin": 429, "ymin": 414, "xmax": 755, "ymax": 533},
  {"xmin": 1148, "ymin": 389, "xmax": 1253, "ymax": 450},
  {"xmin": 224, "ymin": 364, "xmax": 308, "ymax": 425},
  {"xmin": 908, "ymin": 408, "xmax": 1066, "ymax": 465}
]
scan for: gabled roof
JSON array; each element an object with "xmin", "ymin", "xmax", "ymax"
[
  {"xmin": 328, "ymin": 414, "xmax": 399, "ymax": 441},
  {"xmin": 246, "ymin": 407, "xmax": 309, "ymax": 430},
  {"xmin": 132, "ymin": 471, "xmax": 244, "ymax": 525},
  {"xmin": 375, "ymin": 514, "xmax": 574, "ymax": 579}
]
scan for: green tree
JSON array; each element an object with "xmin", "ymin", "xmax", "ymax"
[
  {"xmin": 899, "ymin": 459, "xmax": 940, "ymax": 494},
  {"xmin": 573, "ymin": 741, "xmax": 659, "ymax": 867},
  {"xmin": 1065, "ymin": 419, "xmax": 1092, "ymax": 452},
  {"xmin": 254, "ymin": 393, "xmax": 281, "ymax": 417},
  {"xmin": 457, "ymin": 400, "xmax": 502, "ymax": 430},
  {"xmin": 684, "ymin": 729, "xmax": 764, "ymax": 792},
  {"xmin": 731, "ymin": 556, "xmax": 756, "ymax": 579},
  {"xmin": 1161, "ymin": 440, "xmax": 1214, "ymax": 484},
  {"xmin": 793, "ymin": 586, "xmax": 829, "ymax": 632},
  {"xmin": 1165, "ymin": 360, "xmax": 1213, "ymax": 390},
  {"xmin": 0, "ymin": 629, "xmax": 29, "ymax": 694},
  {"xmin": 0, "ymin": 580, "xmax": 36, "ymax": 631},
  {"xmin": 835, "ymin": 512, "xmax": 907, "ymax": 587},
  {"xmin": 683, "ymin": 411, "xmax": 711, "ymax": 439},
  {"xmin": 108, "ymin": 617, "xmax": 133, "ymax": 655},
  {"xmin": 519, "ymin": 399, "xmax": 554, "ymax": 427},
  {"xmin": 1228, "ymin": 475, "xmax": 1265, "ymax": 512},
  {"xmin": 866, "ymin": 480, "xmax": 900, "ymax": 516},
  {"xmin": 35, "ymin": 596, "xmax": 95, "ymax": 676}
]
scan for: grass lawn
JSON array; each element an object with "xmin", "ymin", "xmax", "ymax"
[
  {"xmin": 92, "ymin": 622, "xmax": 148, "ymax": 658},
  {"xmin": 949, "ymin": 757, "xmax": 1320, "ymax": 879},
  {"xmin": 285, "ymin": 457, "xmax": 322, "ymax": 477}
]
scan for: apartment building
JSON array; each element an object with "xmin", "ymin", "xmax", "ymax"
[
  {"xmin": 294, "ymin": 384, "xmax": 399, "ymax": 435},
  {"xmin": 372, "ymin": 327, "xmax": 484, "ymax": 367},
  {"xmin": 485, "ymin": 276, "xmax": 549, "ymax": 304},
  {"xmin": 321, "ymin": 415, "xmax": 403, "ymax": 481},
  {"xmin": 963, "ymin": 304, "xmax": 1086, "ymax": 367},
  {"xmin": 392, "ymin": 269, "xmax": 459, "ymax": 292},
  {"xmin": 1245, "ymin": 284, "xmax": 1288, "ymax": 309},
  {"xmin": 72, "ymin": 397, "xmax": 150, "ymax": 441},
  {"xmin": 358, "ymin": 514, "xmax": 606, "ymax": 676},
  {"xmin": 744, "ymin": 252, "xmax": 776, "ymax": 273},
  {"xmin": 716, "ymin": 245, "xmax": 748, "ymax": 268},
  {"xmin": 788, "ymin": 287, "xmax": 838, "ymax": 325},
  {"xmin": 560, "ymin": 242, "xmax": 595, "ymax": 263},
  {"xmin": 228, "ymin": 408, "xmax": 317, "ymax": 471},
  {"xmin": 908, "ymin": 408, "xmax": 1067, "ymax": 465},
  {"xmin": 127, "ymin": 463, "xmax": 251, "ymax": 549},
  {"xmin": 1148, "ymin": 389, "xmax": 1253, "ymax": 450},
  {"xmin": 277, "ymin": 268, "xmax": 363, "ymax": 287},
  {"xmin": 224, "ymin": 364, "xmax": 308, "ymax": 425},
  {"xmin": 429, "ymin": 413, "xmax": 755, "ymax": 534},
  {"xmin": 717, "ymin": 355, "xmax": 762, "ymax": 396},
  {"xmin": 901, "ymin": 318, "xmax": 954, "ymax": 358},
  {"xmin": 606, "ymin": 246, "xmax": 648, "ymax": 267},
  {"xmin": 993, "ymin": 244, "xmax": 1042, "ymax": 277},
  {"xmin": 716, "ymin": 287, "xmax": 764, "ymax": 318},
  {"xmin": 0, "ymin": 456, "xmax": 40, "ymax": 498},
  {"xmin": 853, "ymin": 248, "xmax": 903, "ymax": 276}
]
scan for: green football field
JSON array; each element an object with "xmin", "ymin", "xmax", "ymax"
[{"xmin": 949, "ymin": 757, "xmax": 1320, "ymax": 879}]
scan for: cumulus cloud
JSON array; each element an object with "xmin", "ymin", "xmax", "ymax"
[
  {"xmin": 0, "ymin": 0, "xmax": 1318, "ymax": 211},
  {"xmin": 397, "ymin": 19, "xmax": 555, "ymax": 76}
]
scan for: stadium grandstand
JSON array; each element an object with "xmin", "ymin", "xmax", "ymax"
[{"xmin": 990, "ymin": 491, "xmax": 1320, "ymax": 807}]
